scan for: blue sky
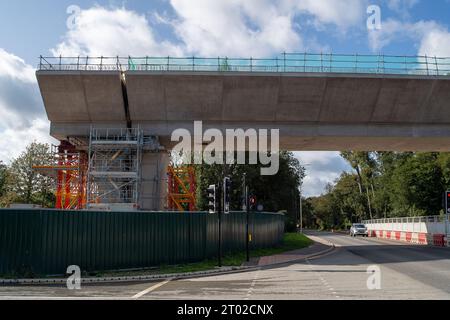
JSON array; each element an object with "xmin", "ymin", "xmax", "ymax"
[
  {"xmin": 0, "ymin": 0, "xmax": 449, "ymax": 196},
  {"xmin": 1, "ymin": 0, "xmax": 449, "ymax": 63}
]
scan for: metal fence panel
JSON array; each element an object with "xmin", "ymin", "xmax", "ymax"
[{"xmin": 0, "ymin": 209, "xmax": 284, "ymax": 276}]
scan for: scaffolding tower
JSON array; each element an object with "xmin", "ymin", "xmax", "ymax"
[
  {"xmin": 87, "ymin": 127, "xmax": 143, "ymax": 210},
  {"xmin": 33, "ymin": 141, "xmax": 88, "ymax": 210}
]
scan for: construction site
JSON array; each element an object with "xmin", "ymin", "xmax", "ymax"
[
  {"xmin": 34, "ymin": 57, "xmax": 200, "ymax": 212},
  {"xmin": 33, "ymin": 127, "xmax": 196, "ymax": 211},
  {"xmin": 33, "ymin": 54, "xmax": 450, "ymax": 213}
]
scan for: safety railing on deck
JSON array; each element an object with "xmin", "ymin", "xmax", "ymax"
[
  {"xmin": 363, "ymin": 215, "xmax": 449, "ymax": 225},
  {"xmin": 38, "ymin": 53, "xmax": 450, "ymax": 76}
]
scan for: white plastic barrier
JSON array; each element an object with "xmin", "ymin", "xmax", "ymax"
[{"xmin": 362, "ymin": 216, "xmax": 449, "ymax": 247}]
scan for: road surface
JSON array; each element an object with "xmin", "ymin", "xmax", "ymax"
[{"xmin": 1, "ymin": 231, "xmax": 450, "ymax": 300}]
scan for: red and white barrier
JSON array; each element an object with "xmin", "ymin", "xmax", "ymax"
[
  {"xmin": 364, "ymin": 215, "xmax": 449, "ymax": 247},
  {"xmin": 368, "ymin": 230, "xmax": 429, "ymax": 245}
]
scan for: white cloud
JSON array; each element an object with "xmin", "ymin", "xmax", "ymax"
[
  {"xmin": 167, "ymin": 0, "xmax": 302, "ymax": 57},
  {"xmin": 0, "ymin": 49, "xmax": 42, "ymax": 129},
  {"xmin": 296, "ymin": 0, "xmax": 368, "ymax": 29},
  {"xmin": 368, "ymin": 19, "xmax": 450, "ymax": 57},
  {"xmin": 386, "ymin": 0, "xmax": 419, "ymax": 18},
  {"xmin": 294, "ymin": 152, "xmax": 352, "ymax": 197},
  {"xmin": 0, "ymin": 48, "xmax": 36, "ymax": 83},
  {"xmin": 368, "ymin": 19, "xmax": 408, "ymax": 52},
  {"xmin": 418, "ymin": 26, "xmax": 450, "ymax": 57},
  {"xmin": 52, "ymin": 6, "xmax": 183, "ymax": 57},
  {"xmin": 167, "ymin": 0, "xmax": 369, "ymax": 57},
  {"xmin": 0, "ymin": 49, "xmax": 57, "ymax": 163},
  {"xmin": 0, "ymin": 118, "xmax": 56, "ymax": 163},
  {"xmin": 52, "ymin": 2, "xmax": 370, "ymax": 58}
]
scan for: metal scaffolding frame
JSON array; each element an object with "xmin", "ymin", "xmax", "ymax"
[
  {"xmin": 33, "ymin": 142, "xmax": 88, "ymax": 210},
  {"xmin": 87, "ymin": 127, "xmax": 143, "ymax": 210}
]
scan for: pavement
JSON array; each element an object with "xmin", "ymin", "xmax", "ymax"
[
  {"xmin": 1, "ymin": 231, "xmax": 450, "ymax": 300},
  {"xmin": 256, "ymin": 237, "xmax": 333, "ymax": 266}
]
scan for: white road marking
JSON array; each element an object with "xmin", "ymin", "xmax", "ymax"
[
  {"xmin": 132, "ymin": 279, "xmax": 172, "ymax": 299},
  {"xmin": 245, "ymin": 270, "xmax": 261, "ymax": 300},
  {"xmin": 0, "ymin": 296, "xmax": 130, "ymax": 300},
  {"xmin": 306, "ymin": 259, "xmax": 340, "ymax": 299}
]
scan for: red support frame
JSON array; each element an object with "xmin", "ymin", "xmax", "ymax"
[
  {"xmin": 167, "ymin": 166, "xmax": 197, "ymax": 212},
  {"xmin": 34, "ymin": 141, "xmax": 88, "ymax": 210}
]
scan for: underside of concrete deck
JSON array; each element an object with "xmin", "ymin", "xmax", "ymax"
[{"xmin": 37, "ymin": 71, "xmax": 450, "ymax": 151}]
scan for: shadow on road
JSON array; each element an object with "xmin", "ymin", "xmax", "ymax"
[{"xmin": 303, "ymin": 231, "xmax": 450, "ymax": 267}]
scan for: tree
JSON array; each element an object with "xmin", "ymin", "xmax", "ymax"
[
  {"xmin": 437, "ymin": 153, "xmax": 450, "ymax": 190},
  {"xmin": 309, "ymin": 151, "xmax": 447, "ymax": 230},
  {"xmin": 331, "ymin": 172, "xmax": 367, "ymax": 224},
  {"xmin": 195, "ymin": 151, "xmax": 305, "ymax": 230},
  {"xmin": 389, "ymin": 153, "xmax": 443, "ymax": 216},
  {"xmin": 0, "ymin": 161, "xmax": 6, "ymax": 198},
  {"xmin": 306, "ymin": 172, "xmax": 369, "ymax": 230},
  {"xmin": 340, "ymin": 151, "xmax": 375, "ymax": 219},
  {"xmin": 8, "ymin": 142, "xmax": 55, "ymax": 207},
  {"xmin": 0, "ymin": 161, "xmax": 13, "ymax": 207},
  {"xmin": 309, "ymin": 185, "xmax": 337, "ymax": 230},
  {"xmin": 300, "ymin": 198, "xmax": 316, "ymax": 229}
]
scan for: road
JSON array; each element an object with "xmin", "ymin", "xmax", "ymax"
[{"xmin": 1, "ymin": 231, "xmax": 450, "ymax": 300}]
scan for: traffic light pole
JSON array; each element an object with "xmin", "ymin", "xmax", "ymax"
[
  {"xmin": 218, "ymin": 183, "xmax": 222, "ymax": 268},
  {"xmin": 218, "ymin": 175, "xmax": 232, "ymax": 267},
  {"xmin": 246, "ymin": 185, "xmax": 250, "ymax": 262},
  {"xmin": 300, "ymin": 187, "xmax": 303, "ymax": 234},
  {"xmin": 446, "ymin": 191, "xmax": 450, "ymax": 240}
]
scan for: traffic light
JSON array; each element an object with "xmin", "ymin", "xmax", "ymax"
[
  {"xmin": 224, "ymin": 177, "xmax": 231, "ymax": 214},
  {"xmin": 249, "ymin": 195, "xmax": 257, "ymax": 211},
  {"xmin": 207, "ymin": 184, "xmax": 216, "ymax": 214}
]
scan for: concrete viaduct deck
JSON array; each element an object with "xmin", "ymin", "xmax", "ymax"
[{"xmin": 37, "ymin": 70, "xmax": 450, "ymax": 151}]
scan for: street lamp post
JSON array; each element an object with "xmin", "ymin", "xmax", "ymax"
[
  {"xmin": 299, "ymin": 163, "xmax": 311, "ymax": 234},
  {"xmin": 299, "ymin": 184, "xmax": 303, "ymax": 234},
  {"xmin": 242, "ymin": 173, "xmax": 250, "ymax": 262}
]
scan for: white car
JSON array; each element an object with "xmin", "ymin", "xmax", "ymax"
[{"xmin": 350, "ymin": 223, "xmax": 368, "ymax": 237}]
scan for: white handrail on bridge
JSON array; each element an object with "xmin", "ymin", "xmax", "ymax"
[{"xmin": 363, "ymin": 215, "xmax": 448, "ymax": 225}]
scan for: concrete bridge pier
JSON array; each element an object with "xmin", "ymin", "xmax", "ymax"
[{"xmin": 140, "ymin": 151, "xmax": 170, "ymax": 211}]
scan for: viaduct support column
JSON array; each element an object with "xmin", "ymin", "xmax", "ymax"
[{"xmin": 139, "ymin": 151, "xmax": 170, "ymax": 211}]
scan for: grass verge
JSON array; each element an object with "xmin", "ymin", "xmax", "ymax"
[{"xmin": 94, "ymin": 233, "xmax": 313, "ymax": 278}]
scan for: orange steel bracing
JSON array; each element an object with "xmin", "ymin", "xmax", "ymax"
[
  {"xmin": 167, "ymin": 166, "xmax": 197, "ymax": 212},
  {"xmin": 33, "ymin": 141, "xmax": 88, "ymax": 210}
]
